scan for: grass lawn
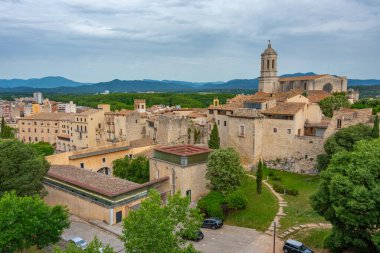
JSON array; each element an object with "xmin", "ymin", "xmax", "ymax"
[
  {"xmin": 263, "ymin": 167, "xmax": 326, "ymax": 232},
  {"xmin": 286, "ymin": 228, "xmax": 331, "ymax": 253},
  {"xmin": 224, "ymin": 177, "xmax": 278, "ymax": 231}
]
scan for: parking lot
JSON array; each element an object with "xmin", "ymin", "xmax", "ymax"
[{"xmin": 193, "ymin": 225, "xmax": 283, "ymax": 253}]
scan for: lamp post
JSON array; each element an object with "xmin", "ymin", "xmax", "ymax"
[{"xmin": 273, "ymin": 221, "xmax": 276, "ymax": 253}]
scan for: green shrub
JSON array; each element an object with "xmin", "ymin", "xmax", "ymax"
[
  {"xmin": 272, "ymin": 183, "xmax": 299, "ymax": 196},
  {"xmin": 286, "ymin": 189, "xmax": 299, "ymax": 196},
  {"xmin": 271, "ymin": 174, "xmax": 282, "ymax": 181},
  {"xmin": 272, "ymin": 183, "xmax": 284, "ymax": 193},
  {"xmin": 225, "ymin": 190, "xmax": 248, "ymax": 210},
  {"xmin": 197, "ymin": 191, "xmax": 225, "ymax": 219}
]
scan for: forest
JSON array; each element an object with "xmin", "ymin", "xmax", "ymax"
[{"xmin": 47, "ymin": 92, "xmax": 239, "ymax": 111}]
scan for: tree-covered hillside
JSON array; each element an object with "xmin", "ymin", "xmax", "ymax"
[{"xmin": 48, "ymin": 93, "xmax": 237, "ymax": 111}]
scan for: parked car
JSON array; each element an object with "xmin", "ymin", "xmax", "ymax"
[
  {"xmin": 283, "ymin": 239, "xmax": 313, "ymax": 253},
  {"xmin": 68, "ymin": 237, "xmax": 88, "ymax": 250},
  {"xmin": 183, "ymin": 230, "xmax": 204, "ymax": 242},
  {"xmin": 201, "ymin": 217, "xmax": 223, "ymax": 229}
]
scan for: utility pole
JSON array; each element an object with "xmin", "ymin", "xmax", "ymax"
[{"xmin": 273, "ymin": 221, "xmax": 276, "ymax": 253}]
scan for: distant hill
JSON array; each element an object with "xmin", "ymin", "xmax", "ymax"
[
  {"xmin": 0, "ymin": 76, "xmax": 91, "ymax": 88},
  {"xmin": 0, "ymin": 73, "xmax": 379, "ymax": 94}
]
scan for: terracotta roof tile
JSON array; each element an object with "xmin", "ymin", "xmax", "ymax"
[
  {"xmin": 155, "ymin": 145, "xmax": 211, "ymax": 156},
  {"xmin": 47, "ymin": 165, "xmax": 168, "ymax": 197},
  {"xmin": 262, "ymin": 102, "xmax": 306, "ymax": 116}
]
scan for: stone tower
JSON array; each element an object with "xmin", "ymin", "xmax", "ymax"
[{"xmin": 258, "ymin": 41, "xmax": 279, "ymax": 93}]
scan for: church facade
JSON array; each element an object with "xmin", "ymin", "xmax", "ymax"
[{"xmin": 258, "ymin": 41, "xmax": 348, "ymax": 93}]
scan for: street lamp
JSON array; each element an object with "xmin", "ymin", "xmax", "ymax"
[{"xmin": 273, "ymin": 221, "xmax": 276, "ymax": 253}]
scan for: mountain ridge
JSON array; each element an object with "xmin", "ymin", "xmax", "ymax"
[{"xmin": 0, "ymin": 73, "xmax": 379, "ymax": 94}]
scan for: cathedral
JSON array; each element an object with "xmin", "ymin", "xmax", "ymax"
[{"xmin": 258, "ymin": 41, "xmax": 348, "ymax": 93}]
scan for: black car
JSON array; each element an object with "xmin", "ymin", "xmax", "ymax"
[
  {"xmin": 183, "ymin": 230, "xmax": 204, "ymax": 242},
  {"xmin": 201, "ymin": 217, "xmax": 223, "ymax": 229},
  {"xmin": 283, "ymin": 239, "xmax": 313, "ymax": 253}
]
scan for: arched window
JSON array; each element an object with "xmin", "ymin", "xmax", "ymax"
[
  {"xmin": 323, "ymin": 83, "xmax": 333, "ymax": 93},
  {"xmin": 272, "ymin": 59, "xmax": 275, "ymax": 69},
  {"xmin": 303, "ymin": 82, "xmax": 307, "ymax": 90},
  {"xmin": 267, "ymin": 59, "xmax": 270, "ymax": 69}
]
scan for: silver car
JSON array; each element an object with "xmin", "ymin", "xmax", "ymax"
[{"xmin": 68, "ymin": 237, "xmax": 88, "ymax": 249}]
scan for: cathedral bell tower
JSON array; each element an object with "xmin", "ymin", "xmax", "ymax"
[{"xmin": 258, "ymin": 40, "xmax": 279, "ymax": 93}]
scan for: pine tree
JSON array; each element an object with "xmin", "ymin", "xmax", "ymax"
[
  {"xmin": 372, "ymin": 115, "xmax": 379, "ymax": 138},
  {"xmin": 208, "ymin": 124, "xmax": 220, "ymax": 149},
  {"xmin": 256, "ymin": 160, "xmax": 263, "ymax": 194}
]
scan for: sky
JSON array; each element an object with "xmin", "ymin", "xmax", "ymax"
[{"xmin": 0, "ymin": 0, "xmax": 379, "ymax": 83}]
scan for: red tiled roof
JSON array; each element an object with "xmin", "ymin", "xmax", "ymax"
[
  {"xmin": 47, "ymin": 165, "xmax": 168, "ymax": 197},
  {"xmin": 262, "ymin": 102, "xmax": 306, "ymax": 116},
  {"xmin": 155, "ymin": 145, "xmax": 212, "ymax": 156}
]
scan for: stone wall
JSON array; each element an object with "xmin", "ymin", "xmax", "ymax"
[{"xmin": 156, "ymin": 115, "xmax": 189, "ymax": 144}]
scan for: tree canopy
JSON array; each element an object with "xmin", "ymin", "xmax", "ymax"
[
  {"xmin": 0, "ymin": 192, "xmax": 70, "ymax": 253},
  {"xmin": 113, "ymin": 155, "xmax": 150, "ymax": 184},
  {"xmin": 122, "ymin": 190, "xmax": 202, "ymax": 253},
  {"xmin": 206, "ymin": 148, "xmax": 246, "ymax": 195},
  {"xmin": 0, "ymin": 116, "xmax": 15, "ymax": 139},
  {"xmin": 28, "ymin": 141, "xmax": 55, "ymax": 156},
  {"xmin": 324, "ymin": 124, "xmax": 373, "ymax": 156},
  {"xmin": 54, "ymin": 237, "xmax": 115, "ymax": 253},
  {"xmin": 319, "ymin": 93, "xmax": 351, "ymax": 118},
  {"xmin": 0, "ymin": 140, "xmax": 50, "ymax": 196},
  {"xmin": 208, "ymin": 124, "xmax": 220, "ymax": 149},
  {"xmin": 311, "ymin": 138, "xmax": 380, "ymax": 252}
]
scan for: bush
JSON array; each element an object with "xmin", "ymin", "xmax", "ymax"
[
  {"xmin": 197, "ymin": 191, "xmax": 225, "ymax": 219},
  {"xmin": 286, "ymin": 189, "xmax": 299, "ymax": 196},
  {"xmin": 271, "ymin": 174, "xmax": 282, "ymax": 181},
  {"xmin": 316, "ymin": 153, "xmax": 330, "ymax": 172},
  {"xmin": 272, "ymin": 183, "xmax": 299, "ymax": 196},
  {"xmin": 225, "ymin": 190, "xmax": 248, "ymax": 210},
  {"xmin": 272, "ymin": 183, "xmax": 284, "ymax": 193}
]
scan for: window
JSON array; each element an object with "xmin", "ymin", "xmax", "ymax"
[
  {"xmin": 287, "ymin": 129, "xmax": 291, "ymax": 134},
  {"xmin": 102, "ymin": 158, "xmax": 106, "ymax": 163},
  {"xmin": 98, "ymin": 123, "xmax": 101, "ymax": 128},
  {"xmin": 224, "ymin": 121, "xmax": 227, "ymax": 126},
  {"xmin": 135, "ymin": 119, "xmax": 138, "ymax": 124},
  {"xmin": 55, "ymin": 130, "xmax": 58, "ymax": 133},
  {"xmin": 217, "ymin": 120, "xmax": 220, "ymax": 125},
  {"xmin": 273, "ymin": 128, "xmax": 277, "ymax": 133},
  {"xmin": 34, "ymin": 122, "xmax": 37, "ymax": 125},
  {"xmin": 267, "ymin": 59, "xmax": 270, "ymax": 69},
  {"xmin": 239, "ymin": 125, "xmax": 245, "ymax": 136},
  {"xmin": 35, "ymin": 137, "xmax": 38, "ymax": 142},
  {"xmin": 272, "ymin": 59, "xmax": 275, "ymax": 69},
  {"xmin": 337, "ymin": 119, "xmax": 342, "ymax": 129},
  {"xmin": 34, "ymin": 128, "xmax": 37, "ymax": 133},
  {"xmin": 80, "ymin": 163, "xmax": 84, "ymax": 168},
  {"xmin": 47, "ymin": 129, "xmax": 49, "ymax": 133}
]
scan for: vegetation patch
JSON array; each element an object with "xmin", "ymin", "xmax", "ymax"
[
  {"xmin": 224, "ymin": 177, "xmax": 278, "ymax": 231},
  {"xmin": 285, "ymin": 228, "xmax": 331, "ymax": 252},
  {"xmin": 263, "ymin": 167, "xmax": 325, "ymax": 233}
]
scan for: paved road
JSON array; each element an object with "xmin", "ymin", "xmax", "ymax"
[
  {"xmin": 61, "ymin": 218, "xmax": 125, "ymax": 253},
  {"xmin": 193, "ymin": 225, "xmax": 283, "ymax": 253},
  {"xmin": 61, "ymin": 216, "xmax": 283, "ymax": 253}
]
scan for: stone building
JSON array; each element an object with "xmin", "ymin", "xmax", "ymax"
[
  {"xmin": 18, "ymin": 112, "xmax": 70, "ymax": 145},
  {"xmin": 208, "ymin": 89, "xmax": 371, "ymax": 173},
  {"xmin": 104, "ymin": 110, "xmax": 144, "ymax": 143},
  {"xmin": 149, "ymin": 145, "xmax": 211, "ymax": 202},
  {"xmin": 258, "ymin": 41, "xmax": 347, "ymax": 94},
  {"xmin": 44, "ymin": 165, "xmax": 168, "ymax": 225},
  {"xmin": 47, "ymin": 139, "xmax": 154, "ymax": 175}
]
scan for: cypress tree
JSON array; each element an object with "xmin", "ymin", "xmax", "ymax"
[
  {"xmin": 208, "ymin": 124, "xmax": 220, "ymax": 149},
  {"xmin": 256, "ymin": 160, "xmax": 263, "ymax": 194},
  {"xmin": 0, "ymin": 116, "xmax": 5, "ymax": 138},
  {"xmin": 372, "ymin": 115, "xmax": 379, "ymax": 138}
]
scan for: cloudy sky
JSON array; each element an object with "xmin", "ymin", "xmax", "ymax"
[{"xmin": 0, "ymin": 0, "xmax": 379, "ymax": 82}]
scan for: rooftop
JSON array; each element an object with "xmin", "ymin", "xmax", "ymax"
[
  {"xmin": 75, "ymin": 109, "xmax": 101, "ymax": 116},
  {"xmin": 155, "ymin": 145, "xmax": 212, "ymax": 156},
  {"xmin": 262, "ymin": 102, "xmax": 306, "ymax": 116},
  {"xmin": 279, "ymin": 74, "xmax": 329, "ymax": 82},
  {"xmin": 47, "ymin": 165, "xmax": 168, "ymax": 197},
  {"xmin": 21, "ymin": 112, "xmax": 70, "ymax": 121}
]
